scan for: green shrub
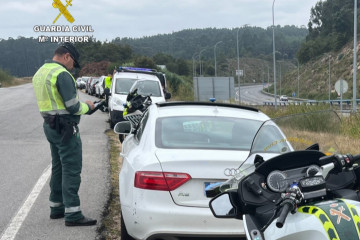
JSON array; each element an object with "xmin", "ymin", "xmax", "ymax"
[{"xmin": 0, "ymin": 69, "xmax": 14, "ymax": 86}]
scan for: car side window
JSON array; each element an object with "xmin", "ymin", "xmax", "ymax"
[{"xmin": 135, "ymin": 110, "xmax": 150, "ymax": 142}]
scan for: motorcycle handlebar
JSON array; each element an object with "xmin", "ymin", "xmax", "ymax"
[
  {"xmin": 320, "ymin": 154, "xmax": 360, "ymax": 172},
  {"xmin": 276, "ymin": 201, "xmax": 294, "ymax": 228},
  {"xmin": 353, "ymin": 154, "xmax": 360, "ymax": 163}
]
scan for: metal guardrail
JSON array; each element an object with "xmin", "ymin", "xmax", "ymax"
[{"xmin": 263, "ymin": 99, "xmax": 360, "ymax": 110}]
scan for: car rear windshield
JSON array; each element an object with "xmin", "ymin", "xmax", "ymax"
[
  {"xmin": 132, "ymin": 80, "xmax": 161, "ymax": 97},
  {"xmin": 115, "ymin": 78, "xmax": 136, "ymax": 94},
  {"xmin": 155, "ymin": 116, "xmax": 262, "ymax": 150}
]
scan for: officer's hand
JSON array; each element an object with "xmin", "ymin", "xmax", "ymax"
[{"xmin": 86, "ymin": 100, "xmax": 95, "ymax": 110}]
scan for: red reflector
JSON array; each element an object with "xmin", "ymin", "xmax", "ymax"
[{"xmin": 135, "ymin": 171, "xmax": 191, "ymax": 191}]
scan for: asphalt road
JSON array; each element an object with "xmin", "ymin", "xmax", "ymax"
[
  {"xmin": 238, "ymin": 84, "xmax": 274, "ymax": 105},
  {"xmin": 0, "ymin": 83, "xmax": 110, "ymax": 240}
]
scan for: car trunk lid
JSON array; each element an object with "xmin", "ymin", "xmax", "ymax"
[{"xmin": 155, "ymin": 149, "xmax": 249, "ymax": 207}]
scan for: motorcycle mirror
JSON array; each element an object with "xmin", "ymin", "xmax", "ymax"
[
  {"xmin": 165, "ymin": 92, "xmax": 171, "ymax": 100},
  {"xmin": 114, "ymin": 121, "xmax": 131, "ymax": 135},
  {"xmin": 254, "ymin": 154, "xmax": 264, "ymax": 168},
  {"xmin": 209, "ymin": 192, "xmax": 239, "ymax": 219},
  {"xmin": 305, "ymin": 143, "xmax": 320, "ymax": 151}
]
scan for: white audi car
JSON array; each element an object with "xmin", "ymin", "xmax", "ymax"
[{"xmin": 114, "ymin": 102, "xmax": 271, "ymax": 240}]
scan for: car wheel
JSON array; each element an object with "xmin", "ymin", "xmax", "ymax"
[
  {"xmin": 121, "ymin": 213, "xmax": 134, "ymax": 240},
  {"xmin": 109, "ymin": 115, "xmax": 115, "ymax": 129}
]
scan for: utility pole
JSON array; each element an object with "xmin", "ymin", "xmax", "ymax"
[
  {"xmin": 236, "ymin": 24, "xmax": 249, "ymax": 104},
  {"xmin": 214, "ymin": 41, "xmax": 222, "ymax": 77},
  {"xmin": 328, "ymin": 55, "xmax": 331, "ymax": 105},
  {"xmin": 272, "ymin": 0, "xmax": 277, "ymax": 108},
  {"xmin": 353, "ymin": 0, "xmax": 358, "ymax": 112}
]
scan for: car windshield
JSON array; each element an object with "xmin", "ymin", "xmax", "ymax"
[
  {"xmin": 115, "ymin": 78, "xmax": 137, "ymax": 94},
  {"xmin": 131, "ymin": 80, "xmax": 161, "ymax": 97},
  {"xmin": 155, "ymin": 116, "xmax": 262, "ymax": 150}
]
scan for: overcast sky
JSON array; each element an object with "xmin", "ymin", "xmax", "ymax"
[{"xmin": 0, "ymin": 0, "xmax": 320, "ymax": 42}]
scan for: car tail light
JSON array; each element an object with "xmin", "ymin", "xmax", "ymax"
[{"xmin": 135, "ymin": 171, "xmax": 191, "ymax": 191}]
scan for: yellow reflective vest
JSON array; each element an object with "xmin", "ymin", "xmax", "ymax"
[
  {"xmin": 104, "ymin": 76, "xmax": 112, "ymax": 89},
  {"xmin": 32, "ymin": 63, "xmax": 89, "ymax": 116}
]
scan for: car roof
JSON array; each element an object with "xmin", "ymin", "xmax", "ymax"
[{"xmin": 154, "ymin": 102, "xmax": 269, "ymax": 121}]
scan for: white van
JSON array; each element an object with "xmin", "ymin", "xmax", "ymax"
[{"xmin": 108, "ymin": 67, "xmax": 171, "ymax": 128}]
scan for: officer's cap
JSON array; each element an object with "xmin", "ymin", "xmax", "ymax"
[{"xmin": 58, "ymin": 42, "xmax": 80, "ymax": 68}]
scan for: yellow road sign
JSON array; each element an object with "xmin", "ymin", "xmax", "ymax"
[{"xmin": 52, "ymin": 0, "xmax": 75, "ymax": 24}]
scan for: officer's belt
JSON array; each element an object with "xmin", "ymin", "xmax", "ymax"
[{"xmin": 43, "ymin": 115, "xmax": 77, "ymax": 143}]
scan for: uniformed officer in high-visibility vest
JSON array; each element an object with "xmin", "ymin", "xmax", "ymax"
[
  {"xmin": 103, "ymin": 71, "xmax": 112, "ymax": 108},
  {"xmin": 32, "ymin": 42, "xmax": 97, "ymax": 226}
]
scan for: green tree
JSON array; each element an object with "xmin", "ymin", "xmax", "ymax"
[
  {"xmin": 298, "ymin": 0, "xmax": 359, "ymax": 63},
  {"xmin": 134, "ymin": 56, "xmax": 157, "ymax": 69}
]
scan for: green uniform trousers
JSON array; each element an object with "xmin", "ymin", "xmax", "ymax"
[{"xmin": 43, "ymin": 122, "xmax": 84, "ymax": 222}]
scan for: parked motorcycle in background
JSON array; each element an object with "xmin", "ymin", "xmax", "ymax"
[{"xmin": 208, "ymin": 110, "xmax": 360, "ymax": 240}]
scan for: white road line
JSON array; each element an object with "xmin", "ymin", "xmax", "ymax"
[{"xmin": 0, "ymin": 164, "xmax": 51, "ymax": 240}]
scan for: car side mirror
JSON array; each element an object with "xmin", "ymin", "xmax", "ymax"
[
  {"xmin": 114, "ymin": 121, "xmax": 131, "ymax": 135},
  {"xmin": 209, "ymin": 192, "xmax": 240, "ymax": 219},
  {"xmin": 165, "ymin": 92, "xmax": 171, "ymax": 100}
]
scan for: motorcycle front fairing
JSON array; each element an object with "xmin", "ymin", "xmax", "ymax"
[{"xmin": 262, "ymin": 198, "xmax": 360, "ymax": 240}]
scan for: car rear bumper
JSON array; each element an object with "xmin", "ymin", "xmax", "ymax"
[{"xmin": 121, "ymin": 191, "xmax": 244, "ymax": 240}]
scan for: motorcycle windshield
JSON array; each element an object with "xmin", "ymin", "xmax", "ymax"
[
  {"xmin": 218, "ymin": 110, "xmax": 342, "ymax": 192},
  {"xmin": 251, "ymin": 110, "xmax": 341, "ymax": 155}
]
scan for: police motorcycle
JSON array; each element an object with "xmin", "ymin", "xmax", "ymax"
[
  {"xmin": 208, "ymin": 110, "xmax": 360, "ymax": 240},
  {"xmin": 114, "ymin": 88, "xmax": 152, "ymax": 143}
]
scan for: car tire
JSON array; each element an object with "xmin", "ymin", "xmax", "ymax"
[
  {"xmin": 121, "ymin": 213, "xmax": 134, "ymax": 240},
  {"xmin": 109, "ymin": 114, "xmax": 115, "ymax": 129}
]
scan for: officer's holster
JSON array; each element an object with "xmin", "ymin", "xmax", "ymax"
[{"xmin": 44, "ymin": 115, "xmax": 76, "ymax": 143}]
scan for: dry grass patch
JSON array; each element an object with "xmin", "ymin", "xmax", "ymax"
[
  {"xmin": 1, "ymin": 77, "xmax": 32, "ymax": 87},
  {"xmin": 100, "ymin": 129, "xmax": 122, "ymax": 240}
]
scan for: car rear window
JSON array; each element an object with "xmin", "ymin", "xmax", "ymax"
[
  {"xmin": 155, "ymin": 116, "xmax": 262, "ymax": 150},
  {"xmin": 115, "ymin": 78, "xmax": 136, "ymax": 94}
]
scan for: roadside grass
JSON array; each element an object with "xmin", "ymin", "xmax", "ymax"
[
  {"xmin": 0, "ymin": 69, "xmax": 14, "ymax": 87},
  {"xmin": 0, "ymin": 76, "xmax": 32, "ymax": 87},
  {"xmin": 100, "ymin": 129, "xmax": 122, "ymax": 239},
  {"xmin": 0, "ymin": 68, "xmax": 33, "ymax": 87},
  {"xmin": 259, "ymin": 105, "xmax": 360, "ymax": 153}
]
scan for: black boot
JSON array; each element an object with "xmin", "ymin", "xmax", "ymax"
[
  {"xmin": 50, "ymin": 213, "xmax": 65, "ymax": 219},
  {"xmin": 65, "ymin": 217, "xmax": 97, "ymax": 226}
]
